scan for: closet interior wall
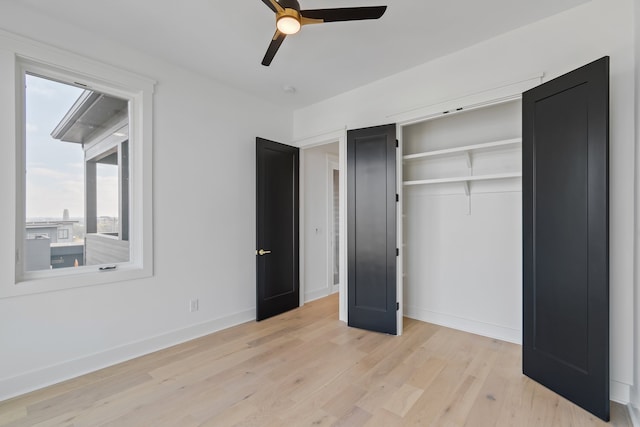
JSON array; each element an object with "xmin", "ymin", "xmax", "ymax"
[{"xmin": 401, "ymin": 99, "xmax": 523, "ymax": 344}]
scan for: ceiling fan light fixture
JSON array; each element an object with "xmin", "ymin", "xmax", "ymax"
[
  {"xmin": 260, "ymin": 1, "xmax": 388, "ymax": 66},
  {"xmin": 277, "ymin": 12, "xmax": 301, "ymax": 35}
]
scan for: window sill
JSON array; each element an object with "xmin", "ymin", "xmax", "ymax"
[{"xmin": 1, "ymin": 263, "xmax": 153, "ymax": 299}]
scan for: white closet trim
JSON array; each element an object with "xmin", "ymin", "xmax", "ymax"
[{"xmin": 390, "ymin": 73, "xmax": 542, "ymax": 125}]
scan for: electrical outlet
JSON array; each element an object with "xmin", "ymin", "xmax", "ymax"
[{"xmin": 189, "ymin": 299, "xmax": 199, "ymax": 312}]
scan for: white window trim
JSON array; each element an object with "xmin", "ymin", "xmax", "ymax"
[{"xmin": 0, "ymin": 30, "xmax": 155, "ymax": 298}]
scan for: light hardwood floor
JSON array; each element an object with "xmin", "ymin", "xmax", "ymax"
[{"xmin": 0, "ymin": 294, "xmax": 632, "ymax": 426}]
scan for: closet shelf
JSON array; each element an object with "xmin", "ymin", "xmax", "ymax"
[
  {"xmin": 403, "ymin": 138, "xmax": 521, "ymax": 161},
  {"xmin": 403, "ymin": 172, "xmax": 522, "ymax": 186}
]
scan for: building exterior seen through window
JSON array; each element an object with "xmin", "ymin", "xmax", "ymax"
[{"xmin": 24, "ymin": 74, "xmax": 130, "ymax": 271}]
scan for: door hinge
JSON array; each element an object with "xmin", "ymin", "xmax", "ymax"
[
  {"xmin": 396, "ymin": 248, "xmax": 399, "ymax": 256},
  {"xmin": 396, "ymin": 302, "xmax": 400, "ymax": 311},
  {"xmin": 396, "ymin": 193, "xmax": 399, "ymax": 202},
  {"xmin": 395, "ymin": 139, "xmax": 399, "ymax": 148}
]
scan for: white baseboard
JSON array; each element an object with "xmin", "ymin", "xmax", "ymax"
[
  {"xmin": 405, "ymin": 305, "xmax": 521, "ymax": 344},
  {"xmin": 0, "ymin": 308, "xmax": 255, "ymax": 402},
  {"xmin": 611, "ymin": 380, "xmax": 631, "ymax": 404},
  {"xmin": 305, "ymin": 288, "xmax": 330, "ymax": 303}
]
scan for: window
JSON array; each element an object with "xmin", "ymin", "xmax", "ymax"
[
  {"xmin": 4, "ymin": 48, "xmax": 154, "ymax": 297},
  {"xmin": 25, "ymin": 74, "xmax": 130, "ymax": 271}
]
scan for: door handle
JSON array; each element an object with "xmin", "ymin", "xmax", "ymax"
[{"xmin": 257, "ymin": 249, "xmax": 272, "ymax": 256}]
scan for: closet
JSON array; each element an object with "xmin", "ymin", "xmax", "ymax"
[
  {"xmin": 400, "ymin": 99, "xmax": 523, "ymax": 343},
  {"xmin": 382, "ymin": 57, "xmax": 608, "ymax": 420}
]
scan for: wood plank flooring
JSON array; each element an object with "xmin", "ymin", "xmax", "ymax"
[{"xmin": 0, "ymin": 294, "xmax": 632, "ymax": 426}]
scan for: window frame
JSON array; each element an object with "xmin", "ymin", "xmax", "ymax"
[{"xmin": 0, "ymin": 33, "xmax": 154, "ymax": 298}]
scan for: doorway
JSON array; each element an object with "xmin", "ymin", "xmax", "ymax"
[
  {"xmin": 328, "ymin": 158, "xmax": 340, "ymax": 295},
  {"xmin": 300, "ymin": 136, "xmax": 346, "ymax": 321}
]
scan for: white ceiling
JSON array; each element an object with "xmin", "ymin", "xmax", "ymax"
[{"xmin": 17, "ymin": 0, "xmax": 589, "ymax": 109}]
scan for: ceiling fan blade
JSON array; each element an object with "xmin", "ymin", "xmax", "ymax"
[
  {"xmin": 261, "ymin": 0, "xmax": 283, "ymax": 13},
  {"xmin": 262, "ymin": 30, "xmax": 287, "ymax": 66},
  {"xmin": 301, "ymin": 6, "xmax": 387, "ymax": 23}
]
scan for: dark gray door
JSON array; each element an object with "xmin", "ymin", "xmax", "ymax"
[
  {"xmin": 522, "ymin": 57, "xmax": 609, "ymax": 421},
  {"xmin": 347, "ymin": 124, "xmax": 397, "ymax": 335},
  {"xmin": 256, "ymin": 138, "xmax": 299, "ymax": 321}
]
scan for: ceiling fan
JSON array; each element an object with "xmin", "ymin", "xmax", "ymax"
[{"xmin": 260, "ymin": 0, "xmax": 387, "ymax": 66}]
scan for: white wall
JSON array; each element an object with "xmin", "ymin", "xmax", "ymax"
[
  {"xmin": 0, "ymin": 4, "xmax": 292, "ymax": 400},
  {"xmin": 302, "ymin": 143, "xmax": 339, "ymax": 302},
  {"xmin": 294, "ymin": 0, "xmax": 637, "ymax": 403}
]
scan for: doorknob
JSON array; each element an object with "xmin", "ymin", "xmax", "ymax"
[{"xmin": 257, "ymin": 249, "xmax": 272, "ymax": 256}]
